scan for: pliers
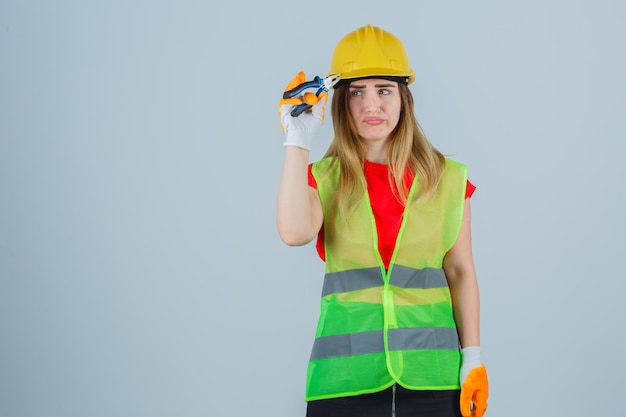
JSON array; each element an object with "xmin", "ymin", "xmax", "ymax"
[{"xmin": 282, "ymin": 73, "xmax": 341, "ymax": 117}]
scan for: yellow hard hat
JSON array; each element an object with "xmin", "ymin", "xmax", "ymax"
[{"xmin": 329, "ymin": 24, "xmax": 415, "ymax": 85}]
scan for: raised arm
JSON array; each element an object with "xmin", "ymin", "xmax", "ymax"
[
  {"xmin": 276, "ymin": 72, "xmax": 326, "ymax": 246},
  {"xmin": 277, "ymin": 148, "xmax": 322, "ymax": 246}
]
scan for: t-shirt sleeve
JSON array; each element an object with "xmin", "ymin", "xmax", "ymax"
[
  {"xmin": 308, "ymin": 163, "xmax": 325, "ymax": 260},
  {"xmin": 465, "ymin": 179, "xmax": 476, "ymax": 199},
  {"xmin": 308, "ymin": 163, "xmax": 318, "ymax": 189}
]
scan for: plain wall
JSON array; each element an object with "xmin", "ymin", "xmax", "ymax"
[{"xmin": 1, "ymin": 1, "xmax": 624, "ymax": 416}]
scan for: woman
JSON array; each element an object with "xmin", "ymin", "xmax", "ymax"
[{"xmin": 277, "ymin": 24, "xmax": 489, "ymax": 417}]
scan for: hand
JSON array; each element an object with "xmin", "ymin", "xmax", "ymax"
[
  {"xmin": 278, "ymin": 71, "xmax": 328, "ymax": 150},
  {"xmin": 459, "ymin": 347, "xmax": 489, "ymax": 416},
  {"xmin": 460, "ymin": 364, "xmax": 489, "ymax": 417}
]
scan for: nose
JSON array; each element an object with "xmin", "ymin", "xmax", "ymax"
[{"xmin": 362, "ymin": 93, "xmax": 380, "ymax": 113}]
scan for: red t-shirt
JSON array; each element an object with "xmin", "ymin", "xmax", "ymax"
[{"xmin": 308, "ymin": 161, "xmax": 475, "ymax": 269}]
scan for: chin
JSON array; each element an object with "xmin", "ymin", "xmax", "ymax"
[{"xmin": 360, "ymin": 135, "xmax": 389, "ymax": 143}]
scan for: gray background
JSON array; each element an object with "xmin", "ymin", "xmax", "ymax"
[{"xmin": 1, "ymin": 1, "xmax": 624, "ymax": 416}]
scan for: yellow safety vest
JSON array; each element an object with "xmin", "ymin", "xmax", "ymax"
[{"xmin": 306, "ymin": 157, "xmax": 467, "ymax": 401}]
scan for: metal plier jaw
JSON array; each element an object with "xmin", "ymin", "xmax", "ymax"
[{"xmin": 283, "ymin": 73, "xmax": 341, "ymax": 117}]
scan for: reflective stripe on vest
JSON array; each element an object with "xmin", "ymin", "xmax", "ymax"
[
  {"xmin": 311, "ymin": 327, "xmax": 460, "ymax": 360},
  {"xmin": 306, "ymin": 157, "xmax": 467, "ymax": 402},
  {"xmin": 322, "ymin": 266, "xmax": 448, "ymax": 296}
]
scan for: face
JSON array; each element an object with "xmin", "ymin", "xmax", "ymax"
[{"xmin": 347, "ymin": 78, "xmax": 402, "ymax": 146}]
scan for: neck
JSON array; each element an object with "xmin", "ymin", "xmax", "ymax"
[{"xmin": 364, "ymin": 140, "xmax": 388, "ymax": 164}]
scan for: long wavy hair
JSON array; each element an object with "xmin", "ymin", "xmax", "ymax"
[{"xmin": 322, "ymin": 82, "xmax": 446, "ymax": 215}]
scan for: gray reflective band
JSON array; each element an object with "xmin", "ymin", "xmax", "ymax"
[
  {"xmin": 389, "ymin": 266, "xmax": 448, "ymax": 289},
  {"xmin": 322, "ymin": 267, "xmax": 382, "ymax": 296},
  {"xmin": 310, "ymin": 330, "xmax": 384, "ymax": 360},
  {"xmin": 387, "ymin": 327, "xmax": 459, "ymax": 352},
  {"xmin": 322, "ymin": 266, "xmax": 448, "ymax": 297},
  {"xmin": 310, "ymin": 327, "xmax": 459, "ymax": 361}
]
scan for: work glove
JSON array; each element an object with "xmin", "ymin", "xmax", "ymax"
[
  {"xmin": 278, "ymin": 71, "xmax": 328, "ymax": 151},
  {"xmin": 459, "ymin": 346, "xmax": 489, "ymax": 417}
]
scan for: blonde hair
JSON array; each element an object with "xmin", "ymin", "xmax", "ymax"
[{"xmin": 322, "ymin": 82, "xmax": 446, "ymax": 215}]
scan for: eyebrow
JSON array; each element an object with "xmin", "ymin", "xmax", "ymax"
[{"xmin": 349, "ymin": 83, "xmax": 397, "ymax": 89}]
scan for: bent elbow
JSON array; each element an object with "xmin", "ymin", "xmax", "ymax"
[
  {"xmin": 277, "ymin": 225, "xmax": 316, "ymax": 247},
  {"xmin": 281, "ymin": 237, "xmax": 309, "ymax": 247},
  {"xmin": 279, "ymin": 232, "xmax": 314, "ymax": 247}
]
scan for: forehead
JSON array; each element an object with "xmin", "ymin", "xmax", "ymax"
[{"xmin": 349, "ymin": 78, "xmax": 398, "ymax": 88}]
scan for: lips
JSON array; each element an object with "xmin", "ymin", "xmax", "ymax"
[{"xmin": 363, "ymin": 117, "xmax": 385, "ymax": 125}]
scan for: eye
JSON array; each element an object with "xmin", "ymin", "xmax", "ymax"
[
  {"xmin": 350, "ymin": 90, "xmax": 362, "ymax": 97},
  {"xmin": 378, "ymin": 88, "xmax": 390, "ymax": 95}
]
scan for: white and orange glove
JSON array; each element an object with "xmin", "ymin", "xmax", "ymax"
[
  {"xmin": 459, "ymin": 347, "xmax": 489, "ymax": 417},
  {"xmin": 278, "ymin": 71, "xmax": 328, "ymax": 151}
]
